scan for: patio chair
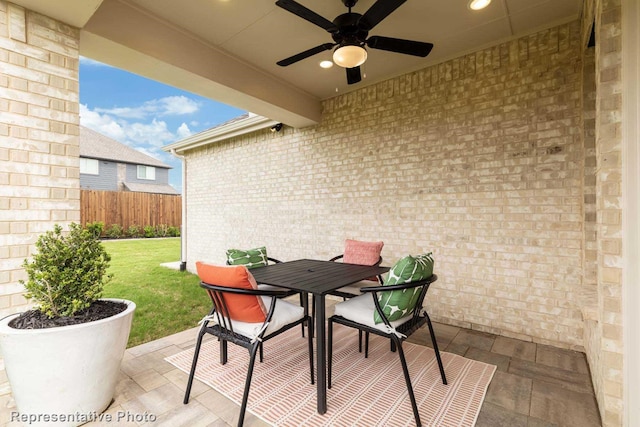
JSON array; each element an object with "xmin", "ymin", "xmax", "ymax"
[
  {"xmin": 314, "ymin": 239, "xmax": 384, "ymax": 350},
  {"xmin": 327, "ymin": 255, "xmax": 446, "ymax": 427},
  {"xmin": 184, "ymin": 262, "xmax": 314, "ymax": 427},
  {"xmin": 227, "ymin": 247, "xmax": 309, "ymax": 336},
  {"xmin": 328, "ymin": 240, "xmax": 385, "ymax": 297}
]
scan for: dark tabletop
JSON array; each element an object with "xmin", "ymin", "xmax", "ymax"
[{"xmin": 250, "ymin": 259, "xmax": 390, "ymax": 295}]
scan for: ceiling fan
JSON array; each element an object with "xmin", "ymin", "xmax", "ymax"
[{"xmin": 275, "ymin": 0, "xmax": 434, "ymax": 85}]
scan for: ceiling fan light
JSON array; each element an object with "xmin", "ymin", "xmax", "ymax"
[
  {"xmin": 333, "ymin": 45, "xmax": 367, "ymax": 68},
  {"xmin": 468, "ymin": 0, "xmax": 491, "ymax": 10}
]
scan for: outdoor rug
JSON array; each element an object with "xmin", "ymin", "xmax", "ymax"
[{"xmin": 166, "ymin": 324, "xmax": 496, "ymax": 427}]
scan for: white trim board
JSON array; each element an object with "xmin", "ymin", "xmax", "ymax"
[{"xmin": 622, "ymin": 0, "xmax": 640, "ymax": 425}]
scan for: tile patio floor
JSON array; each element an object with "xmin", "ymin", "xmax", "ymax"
[{"xmin": 0, "ymin": 299, "xmax": 601, "ymax": 427}]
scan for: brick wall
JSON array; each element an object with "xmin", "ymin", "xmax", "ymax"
[
  {"xmin": 592, "ymin": 0, "xmax": 624, "ymax": 425},
  {"xmin": 186, "ymin": 21, "xmax": 586, "ymax": 350},
  {"xmin": 0, "ymin": 1, "xmax": 80, "ymax": 317},
  {"xmin": 580, "ymin": 1, "xmax": 603, "ymax": 418}
]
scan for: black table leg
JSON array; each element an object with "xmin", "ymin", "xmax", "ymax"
[{"xmin": 315, "ymin": 293, "xmax": 327, "ymax": 414}]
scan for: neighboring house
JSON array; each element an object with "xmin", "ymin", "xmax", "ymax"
[{"xmin": 79, "ymin": 126, "xmax": 178, "ymax": 195}]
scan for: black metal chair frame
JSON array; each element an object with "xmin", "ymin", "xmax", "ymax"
[
  {"xmin": 184, "ymin": 281, "xmax": 314, "ymax": 427},
  {"xmin": 315, "ymin": 254, "xmax": 383, "ymax": 350},
  {"xmin": 228, "ymin": 257, "xmax": 310, "ymax": 337},
  {"xmin": 326, "ymin": 254, "xmax": 384, "ymax": 299},
  {"xmin": 327, "ymin": 274, "xmax": 446, "ymax": 427}
]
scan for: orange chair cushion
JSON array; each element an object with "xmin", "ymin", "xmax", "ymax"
[{"xmin": 196, "ymin": 262, "xmax": 267, "ymax": 323}]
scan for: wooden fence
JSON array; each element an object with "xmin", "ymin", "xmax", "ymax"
[{"xmin": 80, "ymin": 190, "xmax": 182, "ymax": 230}]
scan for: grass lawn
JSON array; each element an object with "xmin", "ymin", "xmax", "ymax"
[{"xmin": 101, "ymin": 238, "xmax": 209, "ymax": 347}]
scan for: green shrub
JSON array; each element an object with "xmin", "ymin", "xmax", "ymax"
[
  {"xmin": 127, "ymin": 225, "xmax": 141, "ymax": 238},
  {"xmin": 20, "ymin": 223, "xmax": 112, "ymax": 318},
  {"xmin": 83, "ymin": 223, "xmax": 181, "ymax": 239},
  {"xmin": 143, "ymin": 225, "xmax": 156, "ymax": 238},
  {"xmin": 105, "ymin": 224, "xmax": 124, "ymax": 239},
  {"xmin": 156, "ymin": 224, "xmax": 169, "ymax": 237},
  {"xmin": 85, "ymin": 221, "xmax": 104, "ymax": 238}
]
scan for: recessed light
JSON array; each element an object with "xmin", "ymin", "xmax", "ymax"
[
  {"xmin": 319, "ymin": 60, "xmax": 333, "ymax": 69},
  {"xmin": 468, "ymin": 0, "xmax": 491, "ymax": 10}
]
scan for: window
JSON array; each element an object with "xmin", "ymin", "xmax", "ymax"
[
  {"xmin": 80, "ymin": 158, "xmax": 99, "ymax": 175},
  {"xmin": 137, "ymin": 165, "xmax": 156, "ymax": 180}
]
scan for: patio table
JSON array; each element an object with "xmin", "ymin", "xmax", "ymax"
[{"xmin": 250, "ymin": 258, "xmax": 390, "ymax": 414}]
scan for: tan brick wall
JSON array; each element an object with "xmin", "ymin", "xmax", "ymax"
[
  {"xmin": 592, "ymin": 0, "xmax": 624, "ymax": 425},
  {"xmin": 0, "ymin": 1, "xmax": 80, "ymax": 317},
  {"xmin": 185, "ymin": 21, "xmax": 586, "ymax": 350},
  {"xmin": 580, "ymin": 3, "xmax": 603, "ymax": 419},
  {"xmin": 583, "ymin": 47, "xmax": 598, "ymax": 292}
]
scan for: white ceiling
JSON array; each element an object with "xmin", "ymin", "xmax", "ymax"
[
  {"xmin": 122, "ymin": 0, "xmax": 583, "ymax": 99},
  {"xmin": 13, "ymin": 0, "xmax": 584, "ymax": 127}
]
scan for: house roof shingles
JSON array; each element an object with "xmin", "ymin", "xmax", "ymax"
[
  {"xmin": 80, "ymin": 126, "xmax": 171, "ymax": 169},
  {"xmin": 80, "ymin": 126, "xmax": 179, "ymax": 194},
  {"xmin": 123, "ymin": 182, "xmax": 179, "ymax": 195}
]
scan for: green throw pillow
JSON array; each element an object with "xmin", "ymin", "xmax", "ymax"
[
  {"xmin": 374, "ymin": 253, "xmax": 434, "ymax": 324},
  {"xmin": 226, "ymin": 246, "xmax": 268, "ymax": 269}
]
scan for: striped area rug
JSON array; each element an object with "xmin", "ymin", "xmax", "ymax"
[{"xmin": 166, "ymin": 324, "xmax": 496, "ymax": 427}]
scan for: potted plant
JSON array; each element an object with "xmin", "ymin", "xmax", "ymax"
[{"xmin": 0, "ymin": 223, "xmax": 136, "ymax": 426}]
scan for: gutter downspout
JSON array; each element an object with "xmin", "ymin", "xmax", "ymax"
[{"xmin": 170, "ymin": 149, "xmax": 187, "ymax": 272}]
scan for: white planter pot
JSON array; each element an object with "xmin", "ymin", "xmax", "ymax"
[{"xmin": 0, "ymin": 298, "xmax": 136, "ymax": 427}]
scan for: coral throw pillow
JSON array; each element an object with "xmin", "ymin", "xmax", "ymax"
[
  {"xmin": 196, "ymin": 262, "xmax": 267, "ymax": 323},
  {"xmin": 343, "ymin": 239, "xmax": 384, "ymax": 281},
  {"xmin": 343, "ymin": 239, "xmax": 384, "ymax": 266}
]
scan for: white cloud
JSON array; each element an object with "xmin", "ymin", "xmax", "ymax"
[
  {"xmin": 93, "ymin": 106, "xmax": 147, "ymax": 120},
  {"xmin": 79, "ymin": 104, "xmax": 126, "ymax": 141},
  {"xmin": 79, "ymin": 97, "xmax": 204, "ymax": 177},
  {"xmin": 176, "ymin": 123, "xmax": 192, "ymax": 139},
  {"xmin": 158, "ymin": 96, "xmax": 199, "ymax": 116},
  {"xmin": 94, "ymin": 95, "xmax": 199, "ymax": 120},
  {"xmin": 127, "ymin": 120, "xmax": 176, "ymax": 147}
]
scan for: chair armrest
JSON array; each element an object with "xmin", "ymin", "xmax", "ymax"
[
  {"xmin": 329, "ymin": 254, "xmax": 383, "ymax": 266},
  {"xmin": 200, "ymin": 281, "xmax": 294, "ymax": 298},
  {"xmin": 360, "ymin": 274, "xmax": 437, "ymax": 293},
  {"xmin": 199, "ymin": 281, "xmax": 286, "ymax": 340},
  {"xmin": 359, "ymin": 275, "xmax": 438, "ymax": 328}
]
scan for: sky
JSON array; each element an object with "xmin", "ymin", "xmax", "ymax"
[{"xmin": 79, "ymin": 57, "xmax": 246, "ymax": 192}]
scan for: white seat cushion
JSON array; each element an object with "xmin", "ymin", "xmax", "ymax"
[
  {"xmin": 227, "ymin": 296, "xmax": 304, "ymax": 340},
  {"xmin": 333, "ymin": 293, "xmax": 412, "ymax": 334}
]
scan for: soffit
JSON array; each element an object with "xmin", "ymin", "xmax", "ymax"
[{"xmin": 11, "ymin": 0, "xmax": 583, "ymax": 128}]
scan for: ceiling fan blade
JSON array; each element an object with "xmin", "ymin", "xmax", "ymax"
[
  {"xmin": 346, "ymin": 66, "xmax": 362, "ymax": 85},
  {"xmin": 359, "ymin": 0, "xmax": 406, "ymax": 31},
  {"xmin": 367, "ymin": 36, "xmax": 433, "ymax": 57},
  {"xmin": 277, "ymin": 43, "xmax": 335, "ymax": 67},
  {"xmin": 275, "ymin": 0, "xmax": 338, "ymax": 33}
]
